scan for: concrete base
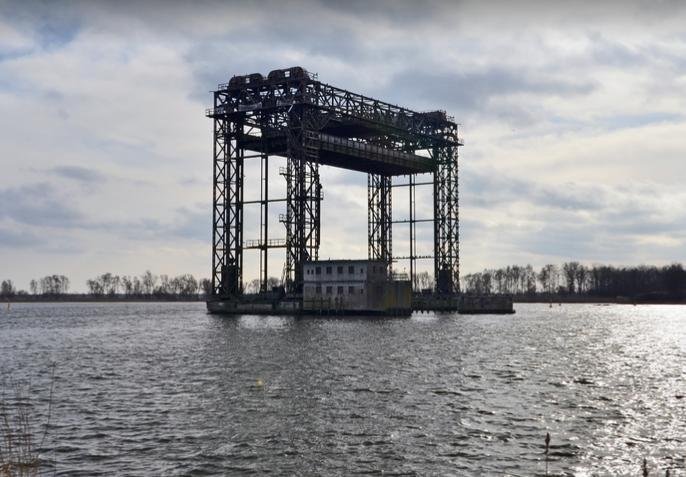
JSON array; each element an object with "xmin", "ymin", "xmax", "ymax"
[
  {"xmin": 207, "ymin": 293, "xmax": 514, "ymax": 316},
  {"xmin": 458, "ymin": 295, "xmax": 515, "ymax": 314},
  {"xmin": 206, "ymin": 298, "xmax": 411, "ymax": 316}
]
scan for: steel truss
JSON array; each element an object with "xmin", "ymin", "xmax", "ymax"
[
  {"xmin": 433, "ymin": 124, "xmax": 460, "ymax": 294},
  {"xmin": 207, "ymin": 67, "xmax": 461, "ymax": 298},
  {"xmin": 211, "ymin": 108, "xmax": 243, "ymax": 296},
  {"xmin": 367, "ymin": 173, "xmax": 392, "ymax": 268},
  {"xmin": 282, "ymin": 108, "xmax": 322, "ymax": 292}
]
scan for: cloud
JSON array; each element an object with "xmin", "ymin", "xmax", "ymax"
[
  {"xmin": 390, "ymin": 68, "xmax": 596, "ymax": 118},
  {"xmin": 0, "ymin": 183, "xmax": 85, "ymax": 228},
  {"xmin": 50, "ymin": 165, "xmax": 106, "ymax": 183},
  {"xmin": 1, "ymin": 0, "xmax": 686, "ymax": 290},
  {"xmin": 0, "ymin": 225, "xmax": 42, "ymax": 247}
]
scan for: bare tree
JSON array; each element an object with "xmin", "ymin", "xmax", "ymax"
[
  {"xmin": 538, "ymin": 264, "xmax": 559, "ymax": 294},
  {"xmin": 575, "ymin": 265, "xmax": 588, "ymax": 294},
  {"xmin": 524, "ymin": 265, "xmax": 536, "ymax": 294},
  {"xmin": 562, "ymin": 262, "xmax": 580, "ymax": 294},
  {"xmin": 246, "ymin": 278, "xmax": 260, "ymax": 294},
  {"xmin": 1, "ymin": 280, "xmax": 15, "ymax": 298},
  {"xmin": 141, "ymin": 270, "xmax": 157, "ymax": 295},
  {"xmin": 199, "ymin": 278, "xmax": 212, "ymax": 296},
  {"xmin": 416, "ymin": 271, "xmax": 433, "ymax": 290},
  {"xmin": 86, "ymin": 278, "xmax": 104, "ymax": 296},
  {"xmin": 173, "ymin": 274, "xmax": 198, "ymax": 297},
  {"xmin": 132, "ymin": 277, "xmax": 143, "ymax": 296},
  {"xmin": 121, "ymin": 276, "xmax": 133, "ymax": 296}
]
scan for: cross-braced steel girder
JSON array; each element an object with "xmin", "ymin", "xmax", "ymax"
[
  {"xmin": 433, "ymin": 125, "xmax": 460, "ymax": 295},
  {"xmin": 211, "ymin": 100, "xmax": 243, "ymax": 296},
  {"xmin": 283, "ymin": 108, "xmax": 322, "ymax": 292},
  {"xmin": 368, "ymin": 174, "xmax": 392, "ymax": 269}
]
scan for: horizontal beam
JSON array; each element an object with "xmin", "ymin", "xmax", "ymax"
[
  {"xmin": 392, "ymin": 219, "xmax": 434, "ymax": 224},
  {"xmin": 243, "ymin": 238, "xmax": 287, "ymax": 249},
  {"xmin": 391, "ymin": 181, "xmax": 434, "ymax": 188},
  {"xmin": 243, "ymin": 198, "xmax": 287, "ymax": 205},
  {"xmin": 394, "ymin": 255, "xmax": 434, "ymax": 260}
]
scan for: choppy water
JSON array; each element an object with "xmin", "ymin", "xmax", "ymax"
[{"xmin": 1, "ymin": 302, "xmax": 685, "ymax": 475}]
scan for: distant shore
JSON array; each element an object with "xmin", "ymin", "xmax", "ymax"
[
  {"xmin": 4, "ymin": 294, "xmax": 685, "ymax": 305},
  {"xmin": 4, "ymin": 294, "xmax": 206, "ymax": 303},
  {"xmin": 513, "ymin": 294, "xmax": 686, "ymax": 305}
]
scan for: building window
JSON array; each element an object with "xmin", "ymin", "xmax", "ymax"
[
  {"xmin": 337, "ymin": 286, "xmax": 344, "ymax": 295},
  {"xmin": 326, "ymin": 286, "xmax": 332, "ymax": 294},
  {"xmin": 360, "ymin": 268, "xmax": 364, "ymax": 274},
  {"xmin": 348, "ymin": 286, "xmax": 354, "ymax": 294},
  {"xmin": 315, "ymin": 266, "xmax": 321, "ymax": 275},
  {"xmin": 337, "ymin": 266, "xmax": 343, "ymax": 274},
  {"xmin": 348, "ymin": 265, "xmax": 354, "ymax": 274},
  {"xmin": 326, "ymin": 266, "xmax": 332, "ymax": 274},
  {"xmin": 316, "ymin": 285, "xmax": 321, "ymax": 294}
]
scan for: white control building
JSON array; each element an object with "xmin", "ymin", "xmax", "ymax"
[{"xmin": 302, "ymin": 259, "xmax": 411, "ymax": 315}]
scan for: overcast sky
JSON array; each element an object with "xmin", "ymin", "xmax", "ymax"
[{"xmin": 1, "ymin": 0, "xmax": 686, "ymax": 291}]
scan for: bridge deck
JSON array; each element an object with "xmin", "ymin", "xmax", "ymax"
[{"xmin": 239, "ymin": 132, "xmax": 435, "ymax": 175}]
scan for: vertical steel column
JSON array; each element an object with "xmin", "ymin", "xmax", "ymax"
[
  {"xmin": 259, "ymin": 149, "xmax": 269, "ymax": 292},
  {"xmin": 303, "ymin": 129, "xmax": 321, "ymax": 264},
  {"xmin": 211, "ymin": 94, "xmax": 226, "ymax": 296},
  {"xmin": 368, "ymin": 173, "xmax": 393, "ymax": 271},
  {"xmin": 284, "ymin": 107, "xmax": 321, "ymax": 293},
  {"xmin": 284, "ymin": 129, "xmax": 298, "ymax": 291},
  {"xmin": 409, "ymin": 173, "xmax": 417, "ymax": 290},
  {"xmin": 432, "ymin": 128, "xmax": 459, "ymax": 295},
  {"xmin": 211, "ymin": 96, "xmax": 244, "ymax": 296}
]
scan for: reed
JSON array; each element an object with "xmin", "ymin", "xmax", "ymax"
[{"xmin": 0, "ymin": 365, "xmax": 55, "ymax": 477}]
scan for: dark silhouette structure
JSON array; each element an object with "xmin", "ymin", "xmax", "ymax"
[{"xmin": 207, "ymin": 67, "xmax": 462, "ymax": 301}]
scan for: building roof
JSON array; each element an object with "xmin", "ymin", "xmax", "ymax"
[{"xmin": 303, "ymin": 259, "xmax": 387, "ymax": 265}]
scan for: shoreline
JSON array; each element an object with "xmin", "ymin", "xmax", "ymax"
[
  {"xmin": 514, "ymin": 296, "xmax": 686, "ymax": 305},
  {"xmin": 3, "ymin": 296, "xmax": 206, "ymax": 303},
  {"xmin": 4, "ymin": 295, "xmax": 685, "ymax": 305}
]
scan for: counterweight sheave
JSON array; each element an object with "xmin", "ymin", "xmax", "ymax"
[{"xmin": 207, "ymin": 67, "xmax": 462, "ymax": 297}]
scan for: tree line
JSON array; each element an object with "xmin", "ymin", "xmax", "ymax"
[
  {"xmin": 461, "ymin": 262, "xmax": 686, "ymax": 298},
  {"xmin": 0, "ymin": 272, "xmax": 211, "ymax": 299},
  {"xmin": 85, "ymin": 271, "xmax": 211, "ymax": 297},
  {"xmin": 3, "ymin": 263, "xmax": 685, "ymax": 300},
  {"xmin": 1, "ymin": 275, "xmax": 70, "ymax": 298}
]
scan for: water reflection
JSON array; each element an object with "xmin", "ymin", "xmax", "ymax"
[{"xmin": 236, "ymin": 315, "xmax": 295, "ymax": 331}]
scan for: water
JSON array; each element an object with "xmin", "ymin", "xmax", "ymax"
[{"xmin": 1, "ymin": 302, "xmax": 685, "ymax": 475}]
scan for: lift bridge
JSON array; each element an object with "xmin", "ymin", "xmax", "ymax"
[{"xmin": 206, "ymin": 67, "xmax": 461, "ymax": 300}]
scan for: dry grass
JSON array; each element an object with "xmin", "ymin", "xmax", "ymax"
[{"xmin": 0, "ymin": 365, "xmax": 54, "ymax": 477}]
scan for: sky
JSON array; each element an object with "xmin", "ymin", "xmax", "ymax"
[{"xmin": 1, "ymin": 0, "xmax": 686, "ymax": 291}]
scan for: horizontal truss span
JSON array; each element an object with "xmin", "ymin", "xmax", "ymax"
[{"xmin": 206, "ymin": 75, "xmax": 463, "ymax": 149}]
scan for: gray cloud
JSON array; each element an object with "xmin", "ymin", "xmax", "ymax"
[
  {"xmin": 463, "ymin": 167, "xmax": 607, "ymax": 212},
  {"xmin": 0, "ymin": 183, "xmax": 85, "ymax": 228},
  {"xmin": 390, "ymin": 68, "xmax": 595, "ymax": 114},
  {"xmin": 51, "ymin": 165, "xmax": 106, "ymax": 183},
  {"xmin": 1, "ymin": 0, "xmax": 686, "ymax": 288},
  {"xmin": 0, "ymin": 226, "xmax": 42, "ymax": 247}
]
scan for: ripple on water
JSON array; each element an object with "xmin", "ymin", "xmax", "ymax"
[{"xmin": 1, "ymin": 302, "xmax": 685, "ymax": 475}]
